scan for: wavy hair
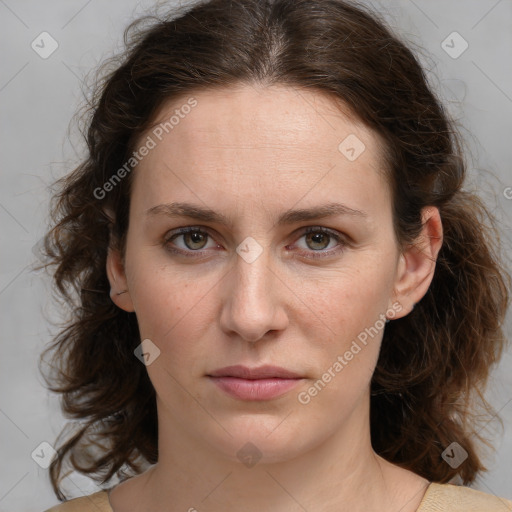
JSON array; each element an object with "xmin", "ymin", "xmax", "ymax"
[{"xmin": 38, "ymin": 0, "xmax": 510, "ymax": 500}]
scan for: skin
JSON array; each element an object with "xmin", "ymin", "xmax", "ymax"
[{"xmin": 106, "ymin": 83, "xmax": 443, "ymax": 512}]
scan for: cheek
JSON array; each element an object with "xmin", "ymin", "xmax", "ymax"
[
  {"xmin": 298, "ymin": 257, "xmax": 395, "ymax": 335},
  {"xmin": 296, "ymin": 273, "xmax": 390, "ymax": 410},
  {"xmin": 293, "ymin": 259, "xmax": 395, "ymax": 405},
  {"xmin": 126, "ymin": 252, "xmax": 217, "ymax": 344}
]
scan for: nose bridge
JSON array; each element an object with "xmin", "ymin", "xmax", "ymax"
[
  {"xmin": 220, "ymin": 240, "xmax": 288, "ymax": 342},
  {"xmin": 235, "ymin": 245, "xmax": 272, "ymax": 301}
]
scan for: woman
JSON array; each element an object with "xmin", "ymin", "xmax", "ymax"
[{"xmin": 40, "ymin": 0, "xmax": 512, "ymax": 510}]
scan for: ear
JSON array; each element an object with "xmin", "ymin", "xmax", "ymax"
[
  {"xmin": 389, "ymin": 206, "xmax": 443, "ymax": 319},
  {"xmin": 106, "ymin": 244, "xmax": 135, "ymax": 313}
]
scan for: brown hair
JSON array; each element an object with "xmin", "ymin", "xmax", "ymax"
[{"xmin": 38, "ymin": 0, "xmax": 510, "ymax": 500}]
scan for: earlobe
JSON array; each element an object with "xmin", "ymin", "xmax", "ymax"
[
  {"xmin": 389, "ymin": 207, "xmax": 443, "ymax": 319},
  {"xmin": 106, "ymin": 246, "xmax": 135, "ymax": 312}
]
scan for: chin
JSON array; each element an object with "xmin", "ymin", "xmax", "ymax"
[{"xmin": 201, "ymin": 415, "xmax": 316, "ymax": 466}]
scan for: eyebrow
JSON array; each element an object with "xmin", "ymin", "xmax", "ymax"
[{"xmin": 145, "ymin": 201, "xmax": 367, "ymax": 226}]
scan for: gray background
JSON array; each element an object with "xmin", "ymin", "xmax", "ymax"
[{"xmin": 1, "ymin": 0, "xmax": 511, "ymax": 510}]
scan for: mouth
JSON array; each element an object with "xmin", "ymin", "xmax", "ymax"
[{"xmin": 207, "ymin": 365, "xmax": 304, "ymax": 401}]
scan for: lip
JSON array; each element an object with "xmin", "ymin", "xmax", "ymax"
[
  {"xmin": 208, "ymin": 365, "xmax": 303, "ymax": 379},
  {"xmin": 207, "ymin": 365, "xmax": 304, "ymax": 401}
]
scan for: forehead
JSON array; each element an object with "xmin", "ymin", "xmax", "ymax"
[
  {"xmin": 130, "ymin": 83, "xmax": 391, "ymax": 215},
  {"xmin": 144, "ymin": 83, "xmax": 382, "ymax": 159}
]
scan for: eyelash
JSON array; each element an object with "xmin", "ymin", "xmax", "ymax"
[{"xmin": 163, "ymin": 226, "xmax": 348, "ymax": 260}]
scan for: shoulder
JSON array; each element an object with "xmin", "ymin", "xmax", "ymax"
[
  {"xmin": 43, "ymin": 491, "xmax": 112, "ymax": 512},
  {"xmin": 419, "ymin": 483, "xmax": 512, "ymax": 511}
]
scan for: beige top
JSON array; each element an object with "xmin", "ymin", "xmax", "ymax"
[{"xmin": 44, "ymin": 483, "xmax": 512, "ymax": 511}]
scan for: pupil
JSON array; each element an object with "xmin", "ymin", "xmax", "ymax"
[
  {"xmin": 308, "ymin": 232, "xmax": 328, "ymax": 250},
  {"xmin": 187, "ymin": 231, "xmax": 206, "ymax": 249}
]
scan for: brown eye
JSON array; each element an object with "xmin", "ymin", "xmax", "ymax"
[
  {"xmin": 182, "ymin": 230, "xmax": 209, "ymax": 250},
  {"xmin": 164, "ymin": 227, "xmax": 216, "ymax": 255},
  {"xmin": 305, "ymin": 231, "xmax": 331, "ymax": 251},
  {"xmin": 293, "ymin": 227, "xmax": 347, "ymax": 260}
]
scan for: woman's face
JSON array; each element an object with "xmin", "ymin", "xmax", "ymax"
[{"xmin": 108, "ymin": 84, "xmax": 429, "ymax": 464}]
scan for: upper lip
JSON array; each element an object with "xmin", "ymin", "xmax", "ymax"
[{"xmin": 208, "ymin": 365, "xmax": 303, "ymax": 379}]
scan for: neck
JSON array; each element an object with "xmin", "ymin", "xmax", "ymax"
[{"xmin": 131, "ymin": 392, "xmax": 427, "ymax": 512}]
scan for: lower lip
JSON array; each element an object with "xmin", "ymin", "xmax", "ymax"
[{"xmin": 208, "ymin": 376, "xmax": 303, "ymax": 400}]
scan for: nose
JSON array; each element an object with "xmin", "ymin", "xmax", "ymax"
[{"xmin": 219, "ymin": 245, "xmax": 289, "ymax": 343}]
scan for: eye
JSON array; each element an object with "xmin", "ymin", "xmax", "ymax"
[
  {"xmin": 163, "ymin": 225, "xmax": 347, "ymax": 260},
  {"xmin": 292, "ymin": 226, "xmax": 347, "ymax": 259},
  {"xmin": 164, "ymin": 227, "xmax": 218, "ymax": 256}
]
